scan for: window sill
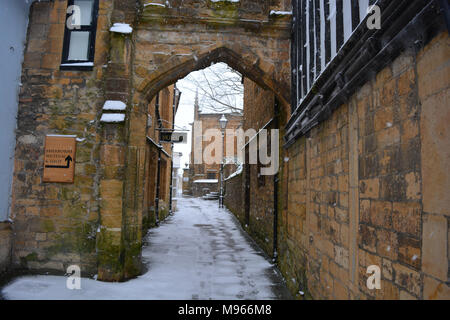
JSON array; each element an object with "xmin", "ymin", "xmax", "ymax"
[{"xmin": 60, "ymin": 62, "xmax": 94, "ymax": 71}]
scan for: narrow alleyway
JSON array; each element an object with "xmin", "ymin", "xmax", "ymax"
[{"xmin": 1, "ymin": 198, "xmax": 292, "ymax": 300}]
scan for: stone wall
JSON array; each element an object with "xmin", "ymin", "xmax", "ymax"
[
  {"xmin": 417, "ymin": 32, "xmax": 450, "ymax": 300},
  {"xmin": 8, "ymin": 0, "xmax": 186, "ymax": 281},
  {"xmin": 11, "ymin": 0, "xmax": 113, "ymax": 276},
  {"xmin": 0, "ymin": 222, "xmax": 12, "ymax": 274},
  {"xmin": 278, "ymin": 32, "xmax": 450, "ymax": 300}
]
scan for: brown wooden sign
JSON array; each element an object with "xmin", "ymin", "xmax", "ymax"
[{"xmin": 43, "ymin": 135, "xmax": 77, "ymax": 183}]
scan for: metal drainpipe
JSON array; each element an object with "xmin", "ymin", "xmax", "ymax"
[
  {"xmin": 154, "ymin": 93, "xmax": 162, "ymax": 225},
  {"xmin": 155, "ymin": 148, "xmax": 162, "ymax": 225},
  {"xmin": 272, "ymin": 98, "xmax": 280, "ymax": 263}
]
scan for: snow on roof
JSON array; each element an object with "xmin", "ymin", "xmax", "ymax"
[
  {"xmin": 103, "ymin": 100, "xmax": 127, "ymax": 111},
  {"xmin": 100, "ymin": 114, "xmax": 126, "ymax": 123},
  {"xmin": 110, "ymin": 23, "xmax": 133, "ymax": 34}
]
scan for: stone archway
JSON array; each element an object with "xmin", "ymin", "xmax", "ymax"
[
  {"xmin": 139, "ymin": 46, "xmax": 290, "ymax": 106},
  {"xmin": 97, "ymin": 0, "xmax": 292, "ymax": 281}
]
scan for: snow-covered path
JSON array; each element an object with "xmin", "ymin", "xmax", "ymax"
[{"xmin": 1, "ymin": 197, "xmax": 292, "ymax": 300}]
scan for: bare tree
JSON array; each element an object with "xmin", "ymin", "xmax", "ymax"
[{"xmin": 183, "ymin": 63, "xmax": 244, "ymax": 114}]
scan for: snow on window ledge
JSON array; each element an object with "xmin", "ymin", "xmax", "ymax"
[
  {"xmin": 100, "ymin": 114, "xmax": 126, "ymax": 123},
  {"xmin": 193, "ymin": 179, "xmax": 219, "ymax": 184},
  {"xmin": 210, "ymin": 0, "xmax": 240, "ymax": 3},
  {"xmin": 144, "ymin": 2, "xmax": 166, "ymax": 8},
  {"xmin": 110, "ymin": 23, "xmax": 133, "ymax": 34},
  {"xmin": 60, "ymin": 62, "xmax": 94, "ymax": 67},
  {"xmin": 103, "ymin": 100, "xmax": 127, "ymax": 111},
  {"xmin": 269, "ymin": 10, "xmax": 293, "ymax": 16},
  {"xmin": 60, "ymin": 62, "xmax": 94, "ymax": 71}
]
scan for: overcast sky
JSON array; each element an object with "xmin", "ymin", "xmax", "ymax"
[{"xmin": 173, "ymin": 62, "xmax": 243, "ymax": 173}]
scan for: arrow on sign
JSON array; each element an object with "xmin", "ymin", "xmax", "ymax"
[{"xmin": 45, "ymin": 155, "xmax": 73, "ymax": 169}]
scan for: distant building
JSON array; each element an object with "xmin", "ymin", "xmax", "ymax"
[{"xmin": 185, "ymin": 92, "xmax": 243, "ymax": 197}]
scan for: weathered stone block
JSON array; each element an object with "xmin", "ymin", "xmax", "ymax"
[
  {"xmin": 370, "ymin": 201, "xmax": 392, "ymax": 228},
  {"xmin": 393, "ymin": 262, "xmax": 421, "ymax": 297},
  {"xmin": 376, "ymin": 229, "xmax": 398, "ymax": 260},
  {"xmin": 423, "ymin": 275, "xmax": 450, "ymax": 300},
  {"xmin": 100, "ymin": 145, "xmax": 126, "ymax": 166},
  {"xmin": 100, "ymin": 199, "xmax": 123, "ymax": 219},
  {"xmin": 392, "ymin": 202, "xmax": 421, "ymax": 237},
  {"xmin": 398, "ymin": 234, "xmax": 421, "ymax": 270},
  {"xmin": 422, "ymin": 214, "xmax": 448, "ymax": 281},
  {"xmin": 359, "ymin": 178, "xmax": 380, "ymax": 199},
  {"xmin": 375, "ymin": 280, "xmax": 400, "ymax": 300},
  {"xmin": 420, "ymin": 89, "xmax": 450, "ymax": 216},
  {"xmin": 100, "ymin": 180, "xmax": 124, "ymax": 200}
]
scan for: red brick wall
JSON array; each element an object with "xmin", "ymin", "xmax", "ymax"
[
  {"xmin": 224, "ymin": 174, "xmax": 245, "ymax": 224},
  {"xmin": 187, "ymin": 112, "xmax": 243, "ymax": 194},
  {"xmin": 245, "ymin": 78, "xmax": 276, "ymax": 255},
  {"xmin": 224, "ymin": 78, "xmax": 277, "ymax": 255},
  {"xmin": 243, "ymin": 78, "xmax": 275, "ymax": 131}
]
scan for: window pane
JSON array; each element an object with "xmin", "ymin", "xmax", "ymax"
[
  {"xmin": 68, "ymin": 31, "xmax": 90, "ymax": 61},
  {"xmin": 74, "ymin": 0, "xmax": 94, "ymax": 26}
]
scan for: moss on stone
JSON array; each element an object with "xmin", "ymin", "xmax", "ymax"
[
  {"xmin": 41, "ymin": 220, "xmax": 55, "ymax": 232},
  {"xmin": 24, "ymin": 252, "xmax": 38, "ymax": 262},
  {"xmin": 19, "ymin": 252, "xmax": 39, "ymax": 268},
  {"xmin": 123, "ymin": 241, "xmax": 142, "ymax": 279},
  {"xmin": 209, "ymin": 0, "xmax": 239, "ymax": 20},
  {"xmin": 96, "ymin": 228, "xmax": 124, "ymax": 280},
  {"xmin": 41, "ymin": 220, "xmax": 98, "ymax": 270},
  {"xmin": 159, "ymin": 207, "xmax": 169, "ymax": 221},
  {"xmin": 61, "ymin": 187, "xmax": 80, "ymax": 201}
]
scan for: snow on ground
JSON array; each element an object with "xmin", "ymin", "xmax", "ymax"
[{"xmin": 1, "ymin": 198, "xmax": 292, "ymax": 300}]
